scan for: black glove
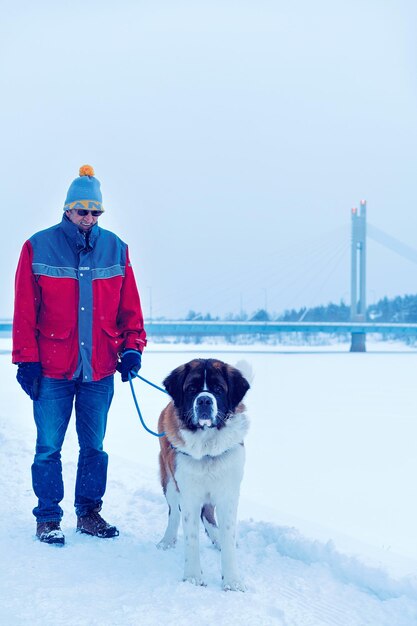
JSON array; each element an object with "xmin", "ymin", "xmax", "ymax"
[
  {"xmin": 16, "ymin": 362, "xmax": 42, "ymax": 400},
  {"xmin": 117, "ymin": 350, "xmax": 142, "ymax": 382}
]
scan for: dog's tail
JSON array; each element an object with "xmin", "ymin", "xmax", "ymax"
[{"xmin": 235, "ymin": 359, "xmax": 254, "ymax": 385}]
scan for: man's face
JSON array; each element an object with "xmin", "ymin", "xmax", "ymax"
[{"xmin": 65, "ymin": 209, "xmax": 101, "ymax": 232}]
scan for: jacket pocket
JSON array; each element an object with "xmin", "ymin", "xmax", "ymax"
[
  {"xmin": 99, "ymin": 325, "xmax": 123, "ymax": 372},
  {"xmin": 37, "ymin": 326, "xmax": 74, "ymax": 374}
]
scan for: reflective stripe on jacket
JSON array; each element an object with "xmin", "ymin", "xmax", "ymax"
[{"xmin": 12, "ymin": 216, "xmax": 146, "ymax": 381}]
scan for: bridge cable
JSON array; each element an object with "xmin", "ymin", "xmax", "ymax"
[{"xmin": 367, "ymin": 223, "xmax": 417, "ymax": 265}]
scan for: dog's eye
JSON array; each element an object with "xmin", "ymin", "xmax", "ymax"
[
  {"xmin": 187, "ymin": 385, "xmax": 197, "ymax": 394},
  {"xmin": 213, "ymin": 384, "xmax": 224, "ymax": 394}
]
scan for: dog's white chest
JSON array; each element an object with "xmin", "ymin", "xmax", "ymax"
[{"xmin": 175, "ymin": 444, "xmax": 245, "ymax": 503}]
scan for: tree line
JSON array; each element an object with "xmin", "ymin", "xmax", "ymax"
[{"xmin": 183, "ymin": 293, "xmax": 417, "ymax": 323}]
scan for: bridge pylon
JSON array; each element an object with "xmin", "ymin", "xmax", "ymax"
[{"xmin": 350, "ymin": 200, "xmax": 367, "ymax": 352}]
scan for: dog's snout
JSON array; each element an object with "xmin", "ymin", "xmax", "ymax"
[
  {"xmin": 197, "ymin": 395, "xmax": 213, "ymax": 407},
  {"xmin": 193, "ymin": 392, "xmax": 218, "ymax": 427}
]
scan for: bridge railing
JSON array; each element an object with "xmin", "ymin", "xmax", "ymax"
[{"xmin": 146, "ymin": 321, "xmax": 417, "ymax": 336}]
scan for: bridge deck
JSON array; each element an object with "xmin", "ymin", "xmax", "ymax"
[{"xmin": 147, "ymin": 321, "xmax": 417, "ymax": 335}]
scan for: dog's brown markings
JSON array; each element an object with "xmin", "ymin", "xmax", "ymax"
[{"xmin": 158, "ymin": 402, "xmax": 184, "ymax": 493}]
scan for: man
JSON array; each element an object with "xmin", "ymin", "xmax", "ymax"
[{"xmin": 12, "ymin": 165, "xmax": 146, "ymax": 546}]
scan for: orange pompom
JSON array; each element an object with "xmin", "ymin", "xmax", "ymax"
[{"xmin": 79, "ymin": 164, "xmax": 95, "ymax": 177}]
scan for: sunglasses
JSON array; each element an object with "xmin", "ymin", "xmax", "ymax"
[{"xmin": 75, "ymin": 209, "xmax": 102, "ymax": 217}]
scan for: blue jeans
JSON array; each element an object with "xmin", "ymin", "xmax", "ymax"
[{"xmin": 32, "ymin": 375, "xmax": 114, "ymax": 522}]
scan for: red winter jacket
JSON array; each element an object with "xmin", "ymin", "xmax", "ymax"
[{"xmin": 12, "ymin": 216, "xmax": 147, "ymax": 381}]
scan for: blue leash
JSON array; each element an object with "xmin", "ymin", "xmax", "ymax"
[{"xmin": 128, "ymin": 371, "xmax": 167, "ymax": 438}]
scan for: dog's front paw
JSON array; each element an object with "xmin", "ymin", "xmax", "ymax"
[
  {"xmin": 222, "ymin": 578, "xmax": 246, "ymax": 592},
  {"xmin": 183, "ymin": 575, "xmax": 206, "ymax": 587},
  {"xmin": 157, "ymin": 538, "xmax": 177, "ymax": 550}
]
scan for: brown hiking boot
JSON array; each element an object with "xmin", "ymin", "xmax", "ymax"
[
  {"xmin": 76, "ymin": 510, "xmax": 119, "ymax": 538},
  {"xmin": 36, "ymin": 521, "xmax": 65, "ymax": 546}
]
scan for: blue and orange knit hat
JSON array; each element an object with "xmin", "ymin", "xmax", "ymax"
[{"xmin": 63, "ymin": 165, "xmax": 104, "ymax": 212}]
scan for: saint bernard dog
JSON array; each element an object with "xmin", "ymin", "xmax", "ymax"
[{"xmin": 157, "ymin": 358, "xmax": 250, "ymax": 591}]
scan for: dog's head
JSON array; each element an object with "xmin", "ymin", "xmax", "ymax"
[{"xmin": 163, "ymin": 358, "xmax": 250, "ymax": 431}]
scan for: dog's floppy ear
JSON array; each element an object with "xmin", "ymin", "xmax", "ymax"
[
  {"xmin": 223, "ymin": 364, "xmax": 250, "ymax": 411},
  {"xmin": 163, "ymin": 363, "xmax": 190, "ymax": 407}
]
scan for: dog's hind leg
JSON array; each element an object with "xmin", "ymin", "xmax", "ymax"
[
  {"xmin": 201, "ymin": 504, "xmax": 220, "ymax": 550},
  {"xmin": 157, "ymin": 479, "xmax": 181, "ymax": 550}
]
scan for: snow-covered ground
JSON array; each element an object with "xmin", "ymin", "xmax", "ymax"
[{"xmin": 1, "ymin": 338, "xmax": 417, "ymax": 625}]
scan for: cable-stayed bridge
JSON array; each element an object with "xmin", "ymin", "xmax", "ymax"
[{"xmin": 150, "ymin": 201, "xmax": 417, "ymax": 350}]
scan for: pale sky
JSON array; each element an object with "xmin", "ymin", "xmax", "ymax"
[{"xmin": 1, "ymin": 0, "xmax": 417, "ymax": 320}]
